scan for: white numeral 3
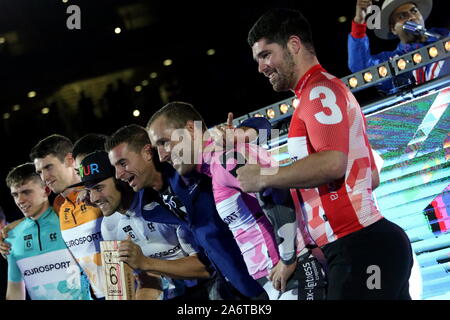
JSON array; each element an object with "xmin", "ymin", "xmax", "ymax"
[{"xmin": 310, "ymin": 86, "xmax": 343, "ymax": 125}]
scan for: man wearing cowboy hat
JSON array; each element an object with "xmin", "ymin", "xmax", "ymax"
[{"xmin": 348, "ymin": 0, "xmax": 449, "ymax": 93}]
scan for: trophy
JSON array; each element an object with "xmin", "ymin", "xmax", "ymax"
[{"xmin": 100, "ymin": 240, "xmax": 136, "ymax": 300}]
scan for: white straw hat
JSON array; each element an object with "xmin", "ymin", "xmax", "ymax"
[{"xmin": 374, "ymin": 0, "xmax": 433, "ymax": 40}]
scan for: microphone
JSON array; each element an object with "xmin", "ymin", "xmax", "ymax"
[{"xmin": 403, "ymin": 21, "xmax": 442, "ymax": 41}]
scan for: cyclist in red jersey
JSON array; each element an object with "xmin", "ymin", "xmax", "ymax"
[{"xmin": 239, "ymin": 8, "xmax": 413, "ymax": 299}]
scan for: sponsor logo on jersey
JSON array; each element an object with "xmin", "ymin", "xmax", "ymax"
[
  {"xmin": 80, "ymin": 204, "xmax": 87, "ymax": 213},
  {"xmin": 49, "ymin": 233, "xmax": 57, "ymax": 241},
  {"xmin": 147, "ymin": 222, "xmax": 155, "ymax": 232},
  {"xmin": 24, "ymin": 234, "xmax": 33, "ymax": 250},
  {"xmin": 149, "ymin": 244, "xmax": 181, "ymax": 258},
  {"xmin": 302, "ymin": 261, "xmax": 317, "ymax": 300},
  {"xmin": 23, "ymin": 261, "xmax": 71, "ymax": 277},
  {"xmin": 222, "ymin": 212, "xmax": 239, "ymax": 225},
  {"xmin": 122, "ymin": 225, "xmax": 137, "ymax": 239},
  {"xmin": 161, "ymin": 194, "xmax": 187, "ymax": 219},
  {"xmin": 65, "ymin": 231, "xmax": 102, "ymax": 248},
  {"xmin": 64, "ymin": 207, "xmax": 71, "ymax": 221}
]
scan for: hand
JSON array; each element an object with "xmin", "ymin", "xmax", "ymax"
[
  {"xmin": 209, "ymin": 112, "xmax": 235, "ymax": 149},
  {"xmin": 118, "ymin": 236, "xmax": 145, "ymax": 270},
  {"xmin": 269, "ymin": 260, "xmax": 297, "ymax": 292},
  {"xmin": 0, "ymin": 227, "xmax": 12, "ymax": 258},
  {"xmin": 208, "ymin": 113, "xmax": 258, "ymax": 150},
  {"xmin": 236, "ymin": 164, "xmax": 265, "ymax": 193},
  {"xmin": 354, "ymin": 0, "xmax": 378, "ymax": 24}
]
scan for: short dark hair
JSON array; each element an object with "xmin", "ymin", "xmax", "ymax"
[
  {"xmin": 6, "ymin": 162, "xmax": 45, "ymax": 189},
  {"xmin": 146, "ymin": 101, "xmax": 207, "ymax": 131},
  {"xmin": 105, "ymin": 124, "xmax": 151, "ymax": 153},
  {"xmin": 247, "ymin": 8, "xmax": 315, "ymax": 54},
  {"xmin": 29, "ymin": 134, "xmax": 73, "ymax": 162},
  {"xmin": 73, "ymin": 133, "xmax": 108, "ymax": 160}
]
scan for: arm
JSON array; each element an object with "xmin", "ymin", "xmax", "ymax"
[
  {"xmin": 257, "ymin": 188, "xmax": 298, "ymax": 292},
  {"xmin": 214, "ymin": 145, "xmax": 302, "ymax": 292},
  {"xmin": 239, "ymin": 81, "xmax": 354, "ymax": 193},
  {"xmin": 6, "ymin": 248, "xmax": 26, "ymax": 300},
  {"xmin": 348, "ymin": 0, "xmax": 383, "ymax": 72},
  {"xmin": 208, "ymin": 112, "xmax": 270, "ymax": 148},
  {"xmin": 134, "ymin": 272, "xmax": 163, "ymax": 300},
  {"xmin": 257, "ymin": 188, "xmax": 297, "ymax": 264},
  {"xmin": 238, "ymin": 150, "xmax": 347, "ymax": 192},
  {"xmin": 265, "ymin": 150, "xmax": 347, "ymax": 189},
  {"xmin": 6, "ymin": 281, "xmax": 26, "ymax": 300},
  {"xmin": 138, "ymin": 255, "xmax": 210, "ymax": 280},
  {"xmin": 118, "ymin": 239, "xmax": 210, "ymax": 279}
]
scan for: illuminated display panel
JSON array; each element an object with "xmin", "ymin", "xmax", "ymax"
[
  {"xmin": 365, "ymin": 87, "xmax": 450, "ymax": 300},
  {"xmin": 268, "ymin": 86, "xmax": 450, "ymax": 299}
]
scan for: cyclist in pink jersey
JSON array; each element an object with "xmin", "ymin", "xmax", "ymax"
[
  {"xmin": 148, "ymin": 102, "xmax": 327, "ymax": 300},
  {"xmin": 239, "ymin": 8, "xmax": 413, "ymax": 299},
  {"xmin": 207, "ymin": 142, "xmax": 293, "ymax": 299}
]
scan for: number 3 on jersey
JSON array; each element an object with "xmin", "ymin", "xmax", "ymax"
[{"xmin": 310, "ymin": 86, "xmax": 343, "ymax": 125}]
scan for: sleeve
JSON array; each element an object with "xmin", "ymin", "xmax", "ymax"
[
  {"xmin": 348, "ymin": 21, "xmax": 384, "ymax": 72},
  {"xmin": 213, "ymin": 145, "xmax": 299, "ymax": 263},
  {"xmin": 52, "ymin": 195, "xmax": 65, "ymax": 216},
  {"xmin": 256, "ymin": 188, "xmax": 297, "ymax": 264},
  {"xmin": 101, "ymin": 212, "xmax": 122, "ymax": 241},
  {"xmin": 7, "ymin": 249, "xmax": 22, "ymax": 282},
  {"xmin": 176, "ymin": 225, "xmax": 199, "ymax": 256},
  {"xmin": 299, "ymin": 81, "xmax": 350, "ymax": 155}
]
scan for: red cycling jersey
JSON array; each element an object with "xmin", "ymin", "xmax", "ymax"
[{"xmin": 288, "ymin": 64, "xmax": 383, "ymax": 252}]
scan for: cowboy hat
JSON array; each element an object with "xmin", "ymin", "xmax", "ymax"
[{"xmin": 374, "ymin": 0, "xmax": 433, "ymax": 40}]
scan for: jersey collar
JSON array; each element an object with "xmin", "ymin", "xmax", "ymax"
[
  {"xmin": 27, "ymin": 206, "xmax": 54, "ymax": 223},
  {"xmin": 294, "ymin": 64, "xmax": 324, "ymax": 94}
]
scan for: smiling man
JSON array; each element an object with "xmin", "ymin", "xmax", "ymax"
[
  {"xmin": 29, "ymin": 134, "xmax": 106, "ymax": 299},
  {"xmin": 106, "ymin": 124, "xmax": 266, "ymax": 300},
  {"xmin": 5, "ymin": 163, "xmax": 91, "ymax": 300},
  {"xmin": 348, "ymin": 0, "xmax": 449, "ymax": 92},
  {"xmin": 69, "ymin": 150, "xmax": 211, "ymax": 300},
  {"xmin": 146, "ymin": 101, "xmax": 330, "ymax": 300}
]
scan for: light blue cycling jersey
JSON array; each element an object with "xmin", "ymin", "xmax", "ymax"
[{"xmin": 6, "ymin": 207, "xmax": 92, "ymax": 300}]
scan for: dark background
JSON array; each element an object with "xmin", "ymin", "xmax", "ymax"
[{"xmin": 0, "ymin": 0, "xmax": 448, "ymax": 221}]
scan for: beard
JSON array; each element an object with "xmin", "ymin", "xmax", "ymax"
[{"xmin": 271, "ymin": 50, "xmax": 296, "ymax": 92}]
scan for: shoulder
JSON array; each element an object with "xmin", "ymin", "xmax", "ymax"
[
  {"xmin": 53, "ymin": 195, "xmax": 66, "ymax": 214},
  {"xmin": 7, "ymin": 220, "xmax": 27, "ymax": 238},
  {"xmin": 302, "ymin": 76, "xmax": 349, "ymax": 106}
]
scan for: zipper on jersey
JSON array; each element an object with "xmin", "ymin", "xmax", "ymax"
[{"xmin": 35, "ymin": 220, "xmax": 43, "ymax": 251}]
